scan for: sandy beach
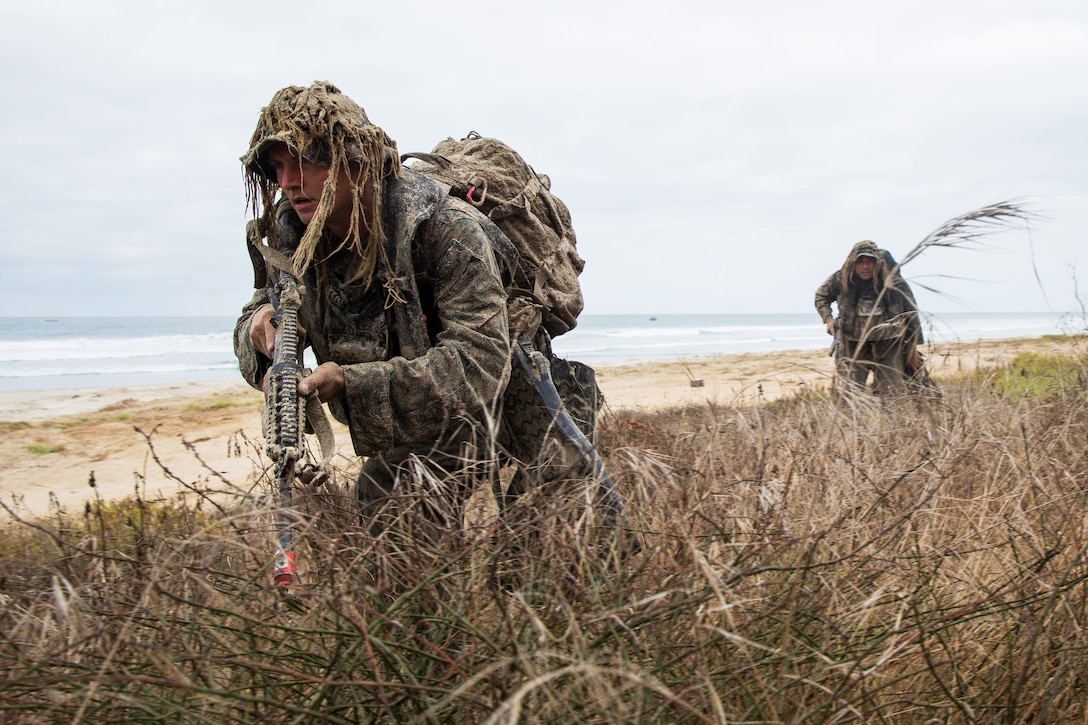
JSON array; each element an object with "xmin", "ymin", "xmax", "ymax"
[{"xmin": 0, "ymin": 336, "xmax": 1078, "ymax": 519}]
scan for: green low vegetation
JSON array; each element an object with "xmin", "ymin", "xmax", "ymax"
[
  {"xmin": 2, "ymin": 350, "xmax": 1087, "ymax": 722},
  {"xmin": 974, "ymin": 351, "xmax": 1085, "ymax": 402},
  {"xmin": 23, "ymin": 442, "xmax": 62, "ymax": 455},
  {"xmin": 185, "ymin": 398, "xmax": 258, "ymax": 411}
]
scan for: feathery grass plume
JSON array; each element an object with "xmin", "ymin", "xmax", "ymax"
[
  {"xmin": 847, "ymin": 200, "xmax": 1038, "ymax": 360},
  {"xmin": 895, "ymin": 199, "xmax": 1037, "ymax": 277}
]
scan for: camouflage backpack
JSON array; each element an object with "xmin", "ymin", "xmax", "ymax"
[{"xmin": 402, "ymin": 133, "xmax": 585, "ymax": 337}]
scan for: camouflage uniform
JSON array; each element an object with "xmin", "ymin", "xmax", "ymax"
[
  {"xmin": 235, "ymin": 170, "xmax": 514, "ymax": 454},
  {"xmin": 814, "ymin": 240, "xmax": 923, "ymax": 395},
  {"xmin": 234, "ymin": 82, "xmax": 606, "ymax": 525},
  {"xmin": 234, "ymin": 83, "xmax": 524, "ymax": 514}
]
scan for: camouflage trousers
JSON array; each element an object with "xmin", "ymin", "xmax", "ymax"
[
  {"xmin": 838, "ymin": 337, "xmax": 908, "ymax": 396},
  {"xmin": 354, "ymin": 341, "xmax": 604, "ymax": 530}
]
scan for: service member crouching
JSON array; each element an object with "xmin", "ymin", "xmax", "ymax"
[
  {"xmin": 233, "ymin": 82, "xmax": 612, "ymax": 539},
  {"xmin": 814, "ymin": 240, "xmax": 924, "ymax": 396}
]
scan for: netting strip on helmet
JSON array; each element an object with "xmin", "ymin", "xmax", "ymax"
[{"xmin": 243, "ymin": 81, "xmax": 402, "ymax": 285}]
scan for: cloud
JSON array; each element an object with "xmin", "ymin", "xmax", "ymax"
[{"xmin": 1, "ymin": 0, "xmax": 1085, "ymax": 317}]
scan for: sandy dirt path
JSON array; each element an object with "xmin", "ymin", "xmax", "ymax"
[{"xmin": 0, "ymin": 336, "xmax": 1077, "ymax": 518}]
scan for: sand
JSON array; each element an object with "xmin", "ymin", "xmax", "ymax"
[{"xmin": 0, "ymin": 336, "xmax": 1078, "ymax": 519}]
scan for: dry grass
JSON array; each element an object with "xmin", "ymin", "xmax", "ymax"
[{"xmin": 2, "ymin": 349, "xmax": 1088, "ymax": 723}]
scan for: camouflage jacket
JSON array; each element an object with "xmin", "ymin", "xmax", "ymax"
[
  {"xmin": 234, "ymin": 169, "xmax": 516, "ymax": 456},
  {"xmin": 814, "ymin": 246, "xmax": 923, "ymax": 345}
]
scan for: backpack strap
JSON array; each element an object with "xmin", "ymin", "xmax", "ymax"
[{"xmin": 246, "ymin": 219, "xmax": 270, "ymax": 289}]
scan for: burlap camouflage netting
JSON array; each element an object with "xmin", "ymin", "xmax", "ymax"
[
  {"xmin": 840, "ymin": 240, "xmax": 889, "ymax": 297},
  {"xmin": 242, "ymin": 81, "xmax": 401, "ymax": 284}
]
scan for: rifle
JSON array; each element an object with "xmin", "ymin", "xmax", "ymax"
[
  {"xmin": 829, "ymin": 323, "xmax": 843, "ymax": 362},
  {"xmin": 829, "ymin": 321, "xmax": 850, "ymax": 392},
  {"xmin": 252, "ymin": 208, "xmax": 335, "ymax": 590},
  {"xmin": 265, "ymin": 253, "xmax": 305, "ymax": 588},
  {"xmin": 512, "ymin": 334, "xmax": 629, "ymax": 525}
]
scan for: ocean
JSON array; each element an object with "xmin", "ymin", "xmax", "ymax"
[{"xmin": 0, "ymin": 312, "xmax": 1077, "ymax": 391}]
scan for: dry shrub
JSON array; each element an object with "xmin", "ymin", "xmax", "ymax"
[{"xmin": 3, "ymin": 356, "xmax": 1088, "ymax": 723}]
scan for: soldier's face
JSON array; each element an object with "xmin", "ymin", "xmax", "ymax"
[
  {"xmin": 854, "ymin": 256, "xmax": 876, "ymax": 281},
  {"xmin": 265, "ymin": 143, "xmax": 358, "ymax": 239}
]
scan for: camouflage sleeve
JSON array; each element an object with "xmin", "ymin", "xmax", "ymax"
[
  {"xmin": 338, "ymin": 207, "xmax": 511, "ymax": 454},
  {"xmin": 233, "ymin": 289, "xmax": 272, "ymax": 390},
  {"xmin": 814, "ymin": 273, "xmax": 840, "ymax": 325}
]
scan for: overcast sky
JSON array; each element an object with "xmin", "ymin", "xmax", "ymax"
[{"xmin": 2, "ymin": 0, "xmax": 1085, "ymax": 319}]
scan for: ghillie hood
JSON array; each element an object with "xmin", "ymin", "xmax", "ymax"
[
  {"xmin": 840, "ymin": 240, "xmax": 890, "ymax": 297},
  {"xmin": 242, "ymin": 81, "xmax": 402, "ymax": 281}
]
